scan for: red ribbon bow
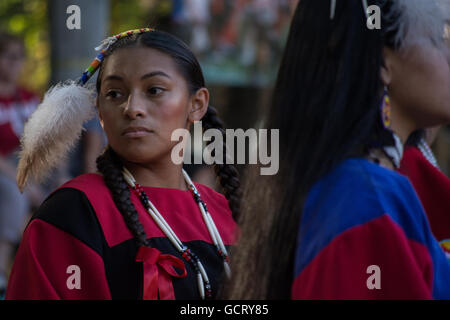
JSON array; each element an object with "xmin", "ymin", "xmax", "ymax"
[{"xmin": 135, "ymin": 246, "xmax": 187, "ymax": 300}]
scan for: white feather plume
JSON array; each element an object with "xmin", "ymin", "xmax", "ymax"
[
  {"xmin": 390, "ymin": 0, "xmax": 450, "ymax": 50},
  {"xmin": 17, "ymin": 80, "xmax": 97, "ymax": 191},
  {"xmin": 94, "ymin": 35, "xmax": 118, "ymax": 52}
]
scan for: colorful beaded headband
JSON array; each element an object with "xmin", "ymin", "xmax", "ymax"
[{"xmin": 78, "ymin": 27, "xmax": 155, "ymax": 85}]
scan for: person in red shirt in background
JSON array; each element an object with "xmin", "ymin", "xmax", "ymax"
[
  {"xmin": 0, "ymin": 31, "xmax": 45, "ymax": 297},
  {"xmin": 399, "ymin": 127, "xmax": 450, "ymax": 260}
]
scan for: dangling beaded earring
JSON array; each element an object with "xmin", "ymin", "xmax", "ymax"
[{"xmin": 381, "ymin": 86, "xmax": 391, "ymax": 129}]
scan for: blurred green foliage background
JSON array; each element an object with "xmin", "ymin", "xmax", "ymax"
[
  {"xmin": 0, "ymin": 0, "xmax": 171, "ymax": 96},
  {"xmin": 0, "ymin": 0, "xmax": 49, "ymax": 95}
]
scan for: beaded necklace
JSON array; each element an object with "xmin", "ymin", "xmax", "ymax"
[
  {"xmin": 418, "ymin": 138, "xmax": 440, "ymax": 169},
  {"xmin": 122, "ymin": 167, "xmax": 231, "ymax": 299}
]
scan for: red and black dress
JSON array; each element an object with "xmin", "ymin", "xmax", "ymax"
[{"xmin": 6, "ymin": 173, "xmax": 236, "ymax": 300}]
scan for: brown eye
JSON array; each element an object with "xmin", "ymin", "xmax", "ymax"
[
  {"xmin": 105, "ymin": 90, "xmax": 123, "ymax": 99},
  {"xmin": 148, "ymin": 87, "xmax": 164, "ymax": 95}
]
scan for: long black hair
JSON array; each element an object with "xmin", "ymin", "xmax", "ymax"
[
  {"xmin": 95, "ymin": 30, "xmax": 241, "ymax": 249},
  {"xmin": 223, "ymin": 0, "xmax": 403, "ymax": 299}
]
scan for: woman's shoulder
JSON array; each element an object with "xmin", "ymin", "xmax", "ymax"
[
  {"xmin": 296, "ymin": 158, "xmax": 435, "ymax": 278},
  {"xmin": 59, "ymin": 173, "xmax": 107, "ymax": 192},
  {"xmin": 31, "ymin": 181, "xmax": 105, "ymax": 255},
  {"xmin": 310, "ymin": 157, "xmax": 419, "ymax": 205},
  {"xmin": 302, "ymin": 158, "xmax": 428, "ymax": 241},
  {"xmin": 55, "ymin": 173, "xmax": 116, "ymax": 214},
  {"xmin": 36, "ymin": 173, "xmax": 112, "ymax": 223},
  {"xmin": 334, "ymin": 157, "xmax": 412, "ymax": 188},
  {"xmin": 36, "ymin": 173, "xmax": 105, "ymax": 223}
]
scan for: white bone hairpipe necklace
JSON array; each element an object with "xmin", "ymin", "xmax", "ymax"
[{"xmin": 122, "ymin": 167, "xmax": 231, "ymax": 299}]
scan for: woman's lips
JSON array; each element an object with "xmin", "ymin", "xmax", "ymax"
[{"xmin": 122, "ymin": 126, "xmax": 152, "ymax": 138}]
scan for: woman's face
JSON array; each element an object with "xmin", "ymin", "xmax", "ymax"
[
  {"xmin": 384, "ymin": 30, "xmax": 450, "ymax": 135},
  {"xmin": 97, "ymin": 46, "xmax": 208, "ymax": 165},
  {"xmin": 0, "ymin": 42, "xmax": 25, "ymax": 83}
]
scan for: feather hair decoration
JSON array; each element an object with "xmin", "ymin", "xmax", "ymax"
[
  {"xmin": 16, "ymin": 28, "xmax": 154, "ymax": 192},
  {"xmin": 16, "ymin": 80, "xmax": 96, "ymax": 191},
  {"xmin": 388, "ymin": 0, "xmax": 450, "ymax": 50},
  {"xmin": 329, "ymin": 0, "xmax": 450, "ymax": 48}
]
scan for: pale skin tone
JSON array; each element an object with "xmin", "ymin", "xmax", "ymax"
[
  {"xmin": 379, "ymin": 34, "xmax": 450, "ymax": 170},
  {"xmin": 97, "ymin": 47, "xmax": 209, "ymax": 190}
]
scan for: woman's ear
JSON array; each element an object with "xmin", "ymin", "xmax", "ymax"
[
  {"xmin": 381, "ymin": 47, "xmax": 394, "ymax": 86},
  {"xmin": 188, "ymin": 87, "xmax": 209, "ymax": 123}
]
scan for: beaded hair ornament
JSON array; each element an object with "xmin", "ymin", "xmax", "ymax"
[{"xmin": 16, "ymin": 28, "xmax": 154, "ymax": 191}]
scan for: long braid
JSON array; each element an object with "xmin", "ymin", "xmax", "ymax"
[
  {"xmin": 201, "ymin": 106, "xmax": 242, "ymax": 221},
  {"xmin": 96, "ymin": 147, "xmax": 149, "ymax": 247}
]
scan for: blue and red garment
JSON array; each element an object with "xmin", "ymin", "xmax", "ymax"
[{"xmin": 292, "ymin": 158, "xmax": 450, "ymax": 299}]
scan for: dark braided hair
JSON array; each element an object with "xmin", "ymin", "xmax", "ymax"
[
  {"xmin": 95, "ymin": 30, "xmax": 241, "ymax": 248},
  {"xmin": 202, "ymin": 106, "xmax": 242, "ymax": 221},
  {"xmin": 96, "ymin": 148, "xmax": 149, "ymax": 247}
]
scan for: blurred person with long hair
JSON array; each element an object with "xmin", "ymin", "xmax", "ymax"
[{"xmin": 224, "ymin": 0, "xmax": 450, "ymax": 299}]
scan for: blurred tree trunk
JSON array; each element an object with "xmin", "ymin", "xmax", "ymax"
[
  {"xmin": 49, "ymin": 0, "xmax": 110, "ymax": 84},
  {"xmin": 48, "ymin": 0, "xmax": 110, "ymax": 182}
]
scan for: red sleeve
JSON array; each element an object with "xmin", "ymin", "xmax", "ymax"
[
  {"xmin": 291, "ymin": 215, "xmax": 433, "ymax": 299},
  {"xmin": 6, "ymin": 219, "xmax": 112, "ymax": 300}
]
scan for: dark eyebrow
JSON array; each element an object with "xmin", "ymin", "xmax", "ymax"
[
  {"xmin": 102, "ymin": 71, "xmax": 171, "ymax": 83},
  {"xmin": 103, "ymin": 74, "xmax": 123, "ymax": 82},
  {"xmin": 141, "ymin": 71, "xmax": 172, "ymax": 80}
]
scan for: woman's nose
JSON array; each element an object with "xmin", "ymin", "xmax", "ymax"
[{"xmin": 124, "ymin": 92, "xmax": 147, "ymax": 119}]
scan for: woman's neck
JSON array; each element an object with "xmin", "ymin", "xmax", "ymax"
[
  {"xmin": 390, "ymin": 100, "xmax": 416, "ymax": 145},
  {"xmin": 122, "ymin": 157, "xmax": 187, "ymax": 190}
]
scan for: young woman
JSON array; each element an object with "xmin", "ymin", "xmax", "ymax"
[
  {"xmin": 224, "ymin": 0, "xmax": 450, "ymax": 299},
  {"xmin": 6, "ymin": 28, "xmax": 240, "ymax": 300}
]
